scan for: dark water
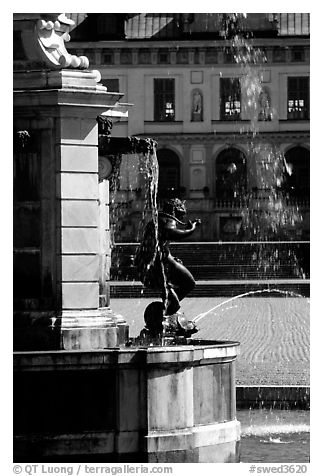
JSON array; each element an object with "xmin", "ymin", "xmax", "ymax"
[{"xmin": 238, "ymin": 409, "xmax": 310, "ymax": 463}]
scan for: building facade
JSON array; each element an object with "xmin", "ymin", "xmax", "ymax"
[{"xmin": 69, "ymin": 13, "xmax": 310, "ymax": 241}]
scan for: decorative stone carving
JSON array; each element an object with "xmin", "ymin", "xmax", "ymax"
[
  {"xmin": 258, "ymin": 87, "xmax": 273, "ymax": 121},
  {"xmin": 97, "ymin": 115, "xmax": 113, "ymax": 136},
  {"xmin": 191, "ymin": 89, "xmax": 203, "ymax": 121},
  {"xmin": 13, "ymin": 13, "xmax": 89, "ymax": 71},
  {"xmin": 37, "ymin": 13, "xmax": 89, "ymax": 69}
]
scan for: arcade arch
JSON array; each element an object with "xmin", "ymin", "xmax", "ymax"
[
  {"xmin": 156, "ymin": 148, "xmax": 181, "ymax": 199},
  {"xmin": 283, "ymin": 146, "xmax": 310, "ymax": 200},
  {"xmin": 215, "ymin": 147, "xmax": 247, "ymax": 200}
]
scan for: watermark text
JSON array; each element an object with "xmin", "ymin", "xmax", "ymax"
[
  {"xmin": 13, "ymin": 465, "xmax": 173, "ymax": 476},
  {"xmin": 249, "ymin": 464, "xmax": 308, "ymax": 474}
]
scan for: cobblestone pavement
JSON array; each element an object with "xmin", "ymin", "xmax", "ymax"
[{"xmin": 111, "ymin": 296, "xmax": 310, "ymax": 386}]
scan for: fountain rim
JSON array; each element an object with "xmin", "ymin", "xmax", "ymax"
[
  {"xmin": 13, "ymin": 340, "xmax": 240, "ymax": 371},
  {"xmin": 13, "ymin": 339, "xmax": 240, "ymax": 355}
]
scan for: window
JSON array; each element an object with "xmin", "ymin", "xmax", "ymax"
[
  {"xmin": 102, "ymin": 50, "xmax": 113, "ymax": 64},
  {"xmin": 157, "ymin": 149, "xmax": 180, "ymax": 198},
  {"xmin": 205, "ymin": 48, "xmax": 217, "ymax": 64},
  {"xmin": 273, "ymin": 47, "xmax": 286, "ymax": 63},
  {"xmin": 154, "ymin": 78, "xmax": 175, "ymax": 121},
  {"xmin": 120, "ymin": 50, "xmax": 132, "ymax": 64},
  {"xmin": 158, "ymin": 51, "xmax": 169, "ymax": 64},
  {"xmin": 177, "ymin": 50, "xmax": 189, "ymax": 64},
  {"xmin": 101, "ymin": 78, "xmax": 119, "ymax": 92},
  {"xmin": 224, "ymin": 47, "xmax": 235, "ymax": 63},
  {"xmin": 277, "ymin": 13, "xmax": 310, "ymax": 36},
  {"xmin": 288, "ymin": 77, "xmax": 309, "ymax": 120},
  {"xmin": 220, "ymin": 78, "xmax": 241, "ymax": 120},
  {"xmin": 139, "ymin": 49, "xmax": 151, "ymax": 64},
  {"xmin": 291, "ymin": 48, "xmax": 305, "ymax": 62}
]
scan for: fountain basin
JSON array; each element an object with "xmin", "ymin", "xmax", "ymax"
[{"xmin": 13, "ymin": 340, "xmax": 240, "ymax": 463}]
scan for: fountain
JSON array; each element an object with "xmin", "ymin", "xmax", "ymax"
[
  {"xmin": 13, "ymin": 12, "xmax": 310, "ymax": 464},
  {"xmin": 13, "ymin": 13, "xmax": 241, "ymax": 463}
]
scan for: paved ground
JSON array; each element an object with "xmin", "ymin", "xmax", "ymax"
[{"xmin": 110, "ymin": 296, "xmax": 310, "ymax": 386}]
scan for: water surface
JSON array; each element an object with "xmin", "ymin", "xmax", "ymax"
[{"xmin": 239, "ymin": 409, "xmax": 310, "ymax": 463}]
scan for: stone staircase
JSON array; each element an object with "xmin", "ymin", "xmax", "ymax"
[{"xmin": 110, "ymin": 241, "xmax": 310, "ymax": 298}]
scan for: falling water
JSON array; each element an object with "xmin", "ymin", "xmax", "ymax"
[
  {"xmin": 109, "ymin": 149, "xmax": 159, "ymax": 248},
  {"xmin": 108, "ymin": 146, "xmax": 172, "ymax": 305},
  {"xmin": 137, "ymin": 149, "xmax": 159, "ymax": 252},
  {"xmin": 219, "ymin": 13, "xmax": 305, "ymax": 281}
]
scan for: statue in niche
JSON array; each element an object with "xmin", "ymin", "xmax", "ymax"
[
  {"xmin": 135, "ymin": 198, "xmax": 201, "ymax": 338},
  {"xmin": 258, "ymin": 88, "xmax": 272, "ymax": 121},
  {"xmin": 191, "ymin": 90, "xmax": 203, "ymax": 122}
]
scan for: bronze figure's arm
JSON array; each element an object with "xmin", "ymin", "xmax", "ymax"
[{"xmin": 160, "ymin": 216, "xmax": 201, "ymax": 241}]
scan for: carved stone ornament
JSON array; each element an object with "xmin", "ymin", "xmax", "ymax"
[
  {"xmin": 37, "ymin": 14, "xmax": 89, "ymax": 69},
  {"xmin": 13, "ymin": 13, "xmax": 89, "ymax": 70}
]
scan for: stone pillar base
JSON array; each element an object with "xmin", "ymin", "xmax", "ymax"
[
  {"xmin": 13, "ymin": 308, "xmax": 129, "ymax": 351},
  {"xmin": 58, "ymin": 308, "xmax": 129, "ymax": 350}
]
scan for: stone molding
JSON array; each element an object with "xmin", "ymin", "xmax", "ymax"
[
  {"xmin": 13, "ymin": 69, "xmax": 109, "ymax": 94},
  {"xmin": 146, "ymin": 419, "xmax": 241, "ymax": 452},
  {"xmin": 137, "ymin": 131, "xmax": 310, "ymax": 144},
  {"xmin": 69, "ymin": 41, "xmax": 309, "ymax": 68},
  {"xmin": 13, "ymin": 341, "xmax": 240, "ymax": 370}
]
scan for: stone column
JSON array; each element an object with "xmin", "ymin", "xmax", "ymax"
[{"xmin": 55, "ymin": 86, "xmax": 128, "ymax": 350}]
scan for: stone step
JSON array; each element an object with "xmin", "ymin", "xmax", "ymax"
[
  {"xmin": 110, "ymin": 280, "xmax": 310, "ymax": 299},
  {"xmin": 111, "ymin": 266, "xmax": 303, "ymax": 281},
  {"xmin": 111, "ymin": 241, "xmax": 310, "ymax": 280}
]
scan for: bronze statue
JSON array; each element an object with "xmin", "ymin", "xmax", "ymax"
[{"xmin": 135, "ymin": 198, "xmax": 201, "ymax": 337}]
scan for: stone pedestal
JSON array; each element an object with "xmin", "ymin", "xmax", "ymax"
[
  {"xmin": 58, "ymin": 309, "xmax": 128, "ymax": 350},
  {"xmin": 13, "ymin": 26, "xmax": 128, "ymax": 350}
]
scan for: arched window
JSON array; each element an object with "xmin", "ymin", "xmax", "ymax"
[
  {"xmin": 215, "ymin": 148, "xmax": 247, "ymax": 200},
  {"xmin": 157, "ymin": 149, "xmax": 181, "ymax": 199},
  {"xmin": 283, "ymin": 146, "xmax": 310, "ymax": 200},
  {"xmin": 191, "ymin": 89, "xmax": 203, "ymax": 121}
]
